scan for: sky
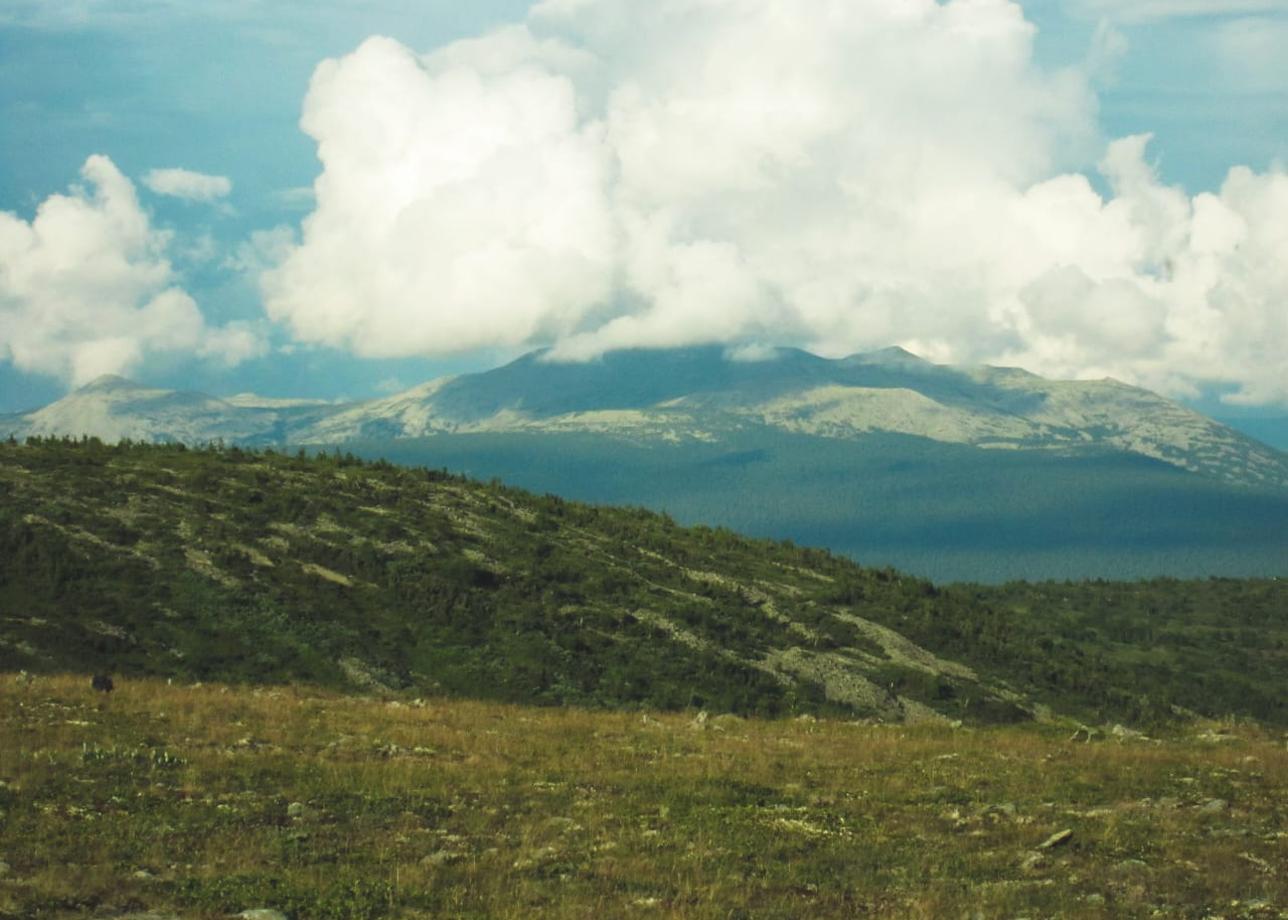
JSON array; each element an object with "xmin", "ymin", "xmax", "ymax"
[{"xmin": 1, "ymin": 0, "xmax": 1286, "ymax": 414}]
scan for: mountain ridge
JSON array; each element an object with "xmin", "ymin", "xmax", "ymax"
[
  {"xmin": 5, "ymin": 347, "xmax": 1286, "ymax": 582},
  {"xmin": 4, "ymin": 345, "xmax": 1285, "ymax": 490}
]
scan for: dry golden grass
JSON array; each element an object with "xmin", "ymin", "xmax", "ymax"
[{"xmin": 2, "ymin": 674, "xmax": 1286, "ymax": 919}]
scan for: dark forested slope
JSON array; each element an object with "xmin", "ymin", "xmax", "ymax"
[{"xmin": 2, "ymin": 438, "xmax": 1285, "ymax": 726}]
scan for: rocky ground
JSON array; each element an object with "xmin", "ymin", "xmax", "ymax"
[{"xmin": 2, "ymin": 674, "xmax": 1287, "ymax": 919}]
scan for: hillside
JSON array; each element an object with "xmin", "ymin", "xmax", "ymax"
[
  {"xmin": 3, "ymin": 438, "xmax": 1287, "ymax": 727},
  {"xmin": 354, "ymin": 428, "xmax": 1288, "ymax": 583}
]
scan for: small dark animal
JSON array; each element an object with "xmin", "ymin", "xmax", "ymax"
[{"xmin": 92, "ymin": 674, "xmax": 114, "ymax": 693}]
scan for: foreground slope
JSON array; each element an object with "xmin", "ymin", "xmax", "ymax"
[
  {"xmin": 3, "ymin": 439, "xmax": 1287, "ymax": 727},
  {"xmin": 3, "ymin": 675, "xmax": 1287, "ymax": 920}
]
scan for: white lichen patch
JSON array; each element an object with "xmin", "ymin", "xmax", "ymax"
[
  {"xmin": 831, "ymin": 612, "xmax": 977, "ymax": 681},
  {"xmin": 764, "ymin": 647, "xmax": 902, "ymax": 717},
  {"xmin": 184, "ymin": 547, "xmax": 240, "ymax": 588},
  {"xmin": 301, "ymin": 562, "xmax": 354, "ymax": 587},
  {"xmin": 234, "ymin": 544, "xmax": 275, "ymax": 567}
]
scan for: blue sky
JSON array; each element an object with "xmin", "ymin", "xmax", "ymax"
[{"xmin": 2, "ymin": 0, "xmax": 1286, "ymax": 413}]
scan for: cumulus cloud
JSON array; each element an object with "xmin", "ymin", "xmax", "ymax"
[
  {"xmin": 142, "ymin": 167, "xmax": 233, "ymax": 202},
  {"xmin": 263, "ymin": 0, "xmax": 1288, "ymax": 405},
  {"xmin": 0, "ymin": 155, "xmax": 262, "ymax": 386}
]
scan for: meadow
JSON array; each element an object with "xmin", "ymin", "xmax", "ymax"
[{"xmin": 2, "ymin": 674, "xmax": 1286, "ymax": 919}]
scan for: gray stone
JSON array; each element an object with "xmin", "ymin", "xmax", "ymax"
[
  {"xmin": 421, "ymin": 849, "xmax": 462, "ymax": 868},
  {"xmin": 1020, "ymin": 852, "xmax": 1045, "ymax": 872},
  {"xmin": 238, "ymin": 911, "xmax": 289, "ymax": 920},
  {"xmin": 1037, "ymin": 828, "xmax": 1073, "ymax": 850},
  {"xmin": 982, "ymin": 802, "xmax": 1018, "ymax": 820},
  {"xmin": 286, "ymin": 801, "xmax": 309, "ymax": 819},
  {"xmin": 1198, "ymin": 798, "xmax": 1229, "ymax": 815}
]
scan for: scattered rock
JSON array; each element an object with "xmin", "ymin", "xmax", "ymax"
[
  {"xmin": 981, "ymin": 802, "xmax": 1018, "ymax": 821},
  {"xmin": 1020, "ymin": 852, "xmax": 1045, "ymax": 872},
  {"xmin": 513, "ymin": 846, "xmax": 560, "ymax": 870},
  {"xmin": 1195, "ymin": 729, "xmax": 1235, "ymax": 744},
  {"xmin": 1111, "ymin": 723, "xmax": 1148, "ymax": 742},
  {"xmin": 238, "ymin": 911, "xmax": 289, "ymax": 920},
  {"xmin": 1240, "ymin": 852, "xmax": 1273, "ymax": 874},
  {"xmin": 1068, "ymin": 725, "xmax": 1100, "ymax": 743},
  {"xmin": 1198, "ymin": 798, "xmax": 1229, "ymax": 815},
  {"xmin": 286, "ymin": 801, "xmax": 312, "ymax": 820},
  {"xmin": 688, "ymin": 711, "xmax": 709, "ymax": 730},
  {"xmin": 1037, "ymin": 829, "xmax": 1073, "ymax": 850},
  {"xmin": 421, "ymin": 849, "xmax": 462, "ymax": 868}
]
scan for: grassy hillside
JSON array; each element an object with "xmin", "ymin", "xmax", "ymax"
[
  {"xmin": 2, "ymin": 438, "xmax": 1287, "ymax": 728},
  {"xmin": 346, "ymin": 429, "xmax": 1288, "ymax": 583},
  {"xmin": 2, "ymin": 675, "xmax": 1287, "ymax": 919}
]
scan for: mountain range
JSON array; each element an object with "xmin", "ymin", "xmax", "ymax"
[{"xmin": 4, "ymin": 346, "xmax": 1286, "ymax": 582}]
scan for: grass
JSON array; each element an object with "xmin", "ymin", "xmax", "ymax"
[{"xmin": 3, "ymin": 674, "xmax": 1287, "ymax": 918}]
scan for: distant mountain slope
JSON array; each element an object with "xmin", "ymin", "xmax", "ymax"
[
  {"xmin": 3, "ymin": 347, "xmax": 1285, "ymax": 582},
  {"xmin": 287, "ymin": 346, "xmax": 1288, "ymax": 490},
  {"xmin": 5, "ymin": 347, "xmax": 1285, "ymax": 489},
  {"xmin": 354, "ymin": 429, "xmax": 1288, "ymax": 583},
  {"xmin": 0, "ymin": 375, "xmax": 325, "ymax": 446},
  {"xmin": 3, "ymin": 440, "xmax": 1287, "ymax": 727}
]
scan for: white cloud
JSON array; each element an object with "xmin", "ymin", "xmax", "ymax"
[
  {"xmin": 1210, "ymin": 16, "xmax": 1288, "ymax": 91},
  {"xmin": 142, "ymin": 167, "xmax": 233, "ymax": 202},
  {"xmin": 263, "ymin": 0, "xmax": 1288, "ymax": 405},
  {"xmin": 224, "ymin": 225, "xmax": 297, "ymax": 275},
  {"xmin": 1067, "ymin": 0, "xmax": 1288, "ymax": 22},
  {"xmin": 262, "ymin": 33, "xmax": 615, "ymax": 356},
  {"xmin": 274, "ymin": 186, "xmax": 317, "ymax": 210},
  {"xmin": 0, "ymin": 155, "xmax": 263, "ymax": 386}
]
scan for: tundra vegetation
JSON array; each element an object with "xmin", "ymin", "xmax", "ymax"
[
  {"xmin": 2, "ymin": 439, "xmax": 1287, "ymax": 917},
  {"xmin": 1, "ymin": 675, "xmax": 1287, "ymax": 919},
  {"xmin": 2, "ymin": 438, "xmax": 1286, "ymax": 728}
]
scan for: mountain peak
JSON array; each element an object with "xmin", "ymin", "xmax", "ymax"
[
  {"xmin": 76, "ymin": 374, "xmax": 141, "ymax": 393},
  {"xmin": 849, "ymin": 345, "xmax": 931, "ymax": 366}
]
